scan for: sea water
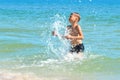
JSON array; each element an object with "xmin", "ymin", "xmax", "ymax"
[{"xmin": 0, "ymin": 0, "xmax": 120, "ymax": 80}]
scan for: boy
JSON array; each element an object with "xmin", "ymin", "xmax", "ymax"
[{"xmin": 52, "ymin": 12, "xmax": 84, "ymax": 54}]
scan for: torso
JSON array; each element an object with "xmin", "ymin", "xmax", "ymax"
[{"xmin": 67, "ymin": 25, "xmax": 82, "ymax": 45}]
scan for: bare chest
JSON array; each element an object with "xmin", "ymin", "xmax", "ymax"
[{"xmin": 68, "ymin": 28, "xmax": 78, "ymax": 36}]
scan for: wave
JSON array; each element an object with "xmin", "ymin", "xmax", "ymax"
[{"xmin": 0, "ymin": 55, "xmax": 120, "ymax": 80}]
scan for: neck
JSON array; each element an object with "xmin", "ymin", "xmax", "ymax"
[{"xmin": 71, "ymin": 22, "xmax": 78, "ymax": 28}]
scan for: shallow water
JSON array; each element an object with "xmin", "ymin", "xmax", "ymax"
[{"xmin": 0, "ymin": 0, "xmax": 120, "ymax": 80}]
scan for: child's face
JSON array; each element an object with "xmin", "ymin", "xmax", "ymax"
[{"xmin": 69, "ymin": 14, "xmax": 78, "ymax": 23}]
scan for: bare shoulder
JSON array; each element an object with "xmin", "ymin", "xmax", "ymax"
[{"xmin": 76, "ymin": 25, "xmax": 82, "ymax": 31}]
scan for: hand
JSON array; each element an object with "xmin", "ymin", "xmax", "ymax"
[
  {"xmin": 65, "ymin": 35, "xmax": 72, "ymax": 39},
  {"xmin": 52, "ymin": 31, "xmax": 57, "ymax": 36}
]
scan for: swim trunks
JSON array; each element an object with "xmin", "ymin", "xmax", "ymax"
[{"xmin": 70, "ymin": 43, "xmax": 84, "ymax": 53}]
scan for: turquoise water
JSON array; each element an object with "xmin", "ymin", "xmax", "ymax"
[{"xmin": 0, "ymin": 0, "xmax": 120, "ymax": 80}]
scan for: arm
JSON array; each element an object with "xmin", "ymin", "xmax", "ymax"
[
  {"xmin": 52, "ymin": 30, "xmax": 65, "ymax": 38},
  {"xmin": 52, "ymin": 26, "xmax": 70, "ymax": 38},
  {"xmin": 65, "ymin": 25, "xmax": 84, "ymax": 40}
]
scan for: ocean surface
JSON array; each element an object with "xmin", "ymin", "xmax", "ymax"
[{"xmin": 0, "ymin": 0, "xmax": 120, "ymax": 80}]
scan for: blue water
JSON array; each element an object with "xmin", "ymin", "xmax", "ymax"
[{"xmin": 0, "ymin": 0, "xmax": 120, "ymax": 80}]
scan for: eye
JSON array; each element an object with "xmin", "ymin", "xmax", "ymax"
[{"xmin": 70, "ymin": 15, "xmax": 73, "ymax": 17}]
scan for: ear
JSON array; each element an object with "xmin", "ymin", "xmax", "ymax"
[{"xmin": 75, "ymin": 17, "xmax": 78, "ymax": 22}]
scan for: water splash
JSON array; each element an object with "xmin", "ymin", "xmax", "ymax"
[
  {"xmin": 46, "ymin": 14, "xmax": 70, "ymax": 59},
  {"xmin": 45, "ymin": 14, "xmax": 94, "ymax": 61}
]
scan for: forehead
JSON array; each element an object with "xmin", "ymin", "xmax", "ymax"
[
  {"xmin": 70, "ymin": 14, "xmax": 76, "ymax": 17},
  {"xmin": 70, "ymin": 14, "xmax": 78, "ymax": 18}
]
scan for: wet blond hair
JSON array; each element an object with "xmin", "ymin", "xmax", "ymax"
[{"xmin": 71, "ymin": 12, "xmax": 81, "ymax": 22}]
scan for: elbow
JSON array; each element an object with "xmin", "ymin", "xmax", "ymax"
[
  {"xmin": 78, "ymin": 36, "xmax": 84, "ymax": 40},
  {"xmin": 81, "ymin": 36, "xmax": 84, "ymax": 40},
  {"xmin": 81, "ymin": 37, "xmax": 84, "ymax": 40}
]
